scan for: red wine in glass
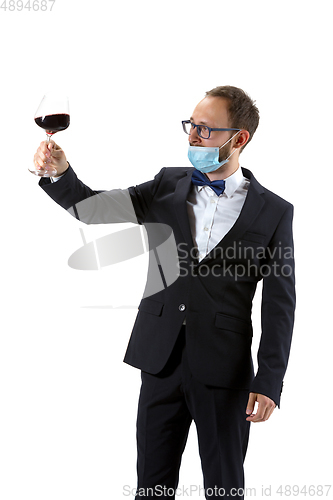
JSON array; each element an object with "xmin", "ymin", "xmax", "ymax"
[
  {"xmin": 34, "ymin": 114, "xmax": 70, "ymax": 133},
  {"xmin": 29, "ymin": 94, "xmax": 70, "ymax": 177}
]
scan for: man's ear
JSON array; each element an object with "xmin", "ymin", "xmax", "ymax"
[{"xmin": 234, "ymin": 130, "xmax": 250, "ymax": 149}]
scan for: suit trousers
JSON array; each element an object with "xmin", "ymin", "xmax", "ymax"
[{"xmin": 135, "ymin": 326, "xmax": 251, "ymax": 499}]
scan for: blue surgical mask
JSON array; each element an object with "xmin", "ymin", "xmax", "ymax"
[{"xmin": 188, "ymin": 131, "xmax": 240, "ymax": 173}]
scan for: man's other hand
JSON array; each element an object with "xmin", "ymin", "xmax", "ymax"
[{"xmin": 246, "ymin": 392, "xmax": 276, "ymax": 422}]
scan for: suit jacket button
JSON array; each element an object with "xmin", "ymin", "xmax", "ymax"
[{"xmin": 179, "ymin": 304, "xmax": 186, "ymax": 312}]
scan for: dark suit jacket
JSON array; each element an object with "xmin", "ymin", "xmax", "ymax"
[{"xmin": 40, "ymin": 165, "xmax": 296, "ymax": 407}]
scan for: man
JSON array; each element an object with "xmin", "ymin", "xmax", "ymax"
[{"xmin": 34, "ymin": 86, "xmax": 296, "ymax": 499}]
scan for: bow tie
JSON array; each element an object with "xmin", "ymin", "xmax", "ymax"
[{"xmin": 191, "ymin": 169, "xmax": 226, "ymax": 196}]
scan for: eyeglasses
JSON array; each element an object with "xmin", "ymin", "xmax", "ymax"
[{"xmin": 182, "ymin": 120, "xmax": 240, "ymax": 140}]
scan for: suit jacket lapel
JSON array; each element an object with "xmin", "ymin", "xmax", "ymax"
[{"xmin": 173, "ymin": 169, "xmax": 199, "ymax": 263}]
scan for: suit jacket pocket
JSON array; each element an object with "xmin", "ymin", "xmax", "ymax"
[
  {"xmin": 215, "ymin": 313, "xmax": 252, "ymax": 336},
  {"xmin": 138, "ymin": 298, "xmax": 164, "ymax": 316},
  {"xmin": 241, "ymin": 231, "xmax": 266, "ymax": 244}
]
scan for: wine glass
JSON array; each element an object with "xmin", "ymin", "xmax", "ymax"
[{"xmin": 29, "ymin": 93, "xmax": 70, "ymax": 177}]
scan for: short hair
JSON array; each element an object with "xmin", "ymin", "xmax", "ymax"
[{"xmin": 205, "ymin": 85, "xmax": 260, "ymax": 151}]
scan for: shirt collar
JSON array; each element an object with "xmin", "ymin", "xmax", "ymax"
[
  {"xmin": 196, "ymin": 166, "xmax": 244, "ymax": 198},
  {"xmin": 224, "ymin": 166, "xmax": 244, "ymax": 198}
]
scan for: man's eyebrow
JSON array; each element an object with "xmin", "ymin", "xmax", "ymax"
[{"xmin": 190, "ymin": 116, "xmax": 209, "ymax": 125}]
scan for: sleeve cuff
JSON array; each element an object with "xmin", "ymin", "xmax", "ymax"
[{"xmin": 50, "ymin": 175, "xmax": 64, "ymax": 183}]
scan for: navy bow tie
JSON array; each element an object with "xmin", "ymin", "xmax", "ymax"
[{"xmin": 191, "ymin": 169, "xmax": 226, "ymax": 196}]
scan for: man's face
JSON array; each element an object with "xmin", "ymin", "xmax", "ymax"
[{"xmin": 189, "ymin": 96, "xmax": 234, "ymax": 162}]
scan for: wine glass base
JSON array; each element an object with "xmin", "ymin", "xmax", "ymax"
[{"xmin": 28, "ymin": 168, "xmax": 57, "ymax": 177}]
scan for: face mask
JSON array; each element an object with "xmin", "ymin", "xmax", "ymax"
[{"xmin": 188, "ymin": 131, "xmax": 240, "ymax": 173}]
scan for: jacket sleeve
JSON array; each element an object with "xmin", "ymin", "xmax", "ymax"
[
  {"xmin": 249, "ymin": 203, "xmax": 296, "ymax": 407},
  {"xmin": 39, "ymin": 164, "xmax": 166, "ymax": 225}
]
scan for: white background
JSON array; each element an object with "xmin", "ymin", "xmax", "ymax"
[{"xmin": 0, "ymin": 0, "xmax": 332, "ymax": 498}]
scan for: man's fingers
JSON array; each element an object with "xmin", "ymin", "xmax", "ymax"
[
  {"xmin": 47, "ymin": 140, "xmax": 64, "ymax": 158},
  {"xmin": 34, "ymin": 152, "xmax": 46, "ymax": 168},
  {"xmin": 33, "ymin": 140, "xmax": 68, "ymax": 176},
  {"xmin": 246, "ymin": 394, "xmax": 276, "ymax": 422},
  {"xmin": 247, "ymin": 406, "xmax": 266, "ymax": 422},
  {"xmin": 39, "ymin": 140, "xmax": 59, "ymax": 155},
  {"xmin": 246, "ymin": 392, "xmax": 256, "ymax": 415},
  {"xmin": 265, "ymin": 404, "xmax": 276, "ymax": 421},
  {"xmin": 36, "ymin": 147, "xmax": 49, "ymax": 163}
]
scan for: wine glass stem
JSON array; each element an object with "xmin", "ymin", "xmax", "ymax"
[{"xmin": 45, "ymin": 133, "xmax": 53, "ymax": 174}]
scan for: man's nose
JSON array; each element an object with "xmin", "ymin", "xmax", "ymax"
[{"xmin": 189, "ymin": 126, "xmax": 201, "ymax": 145}]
